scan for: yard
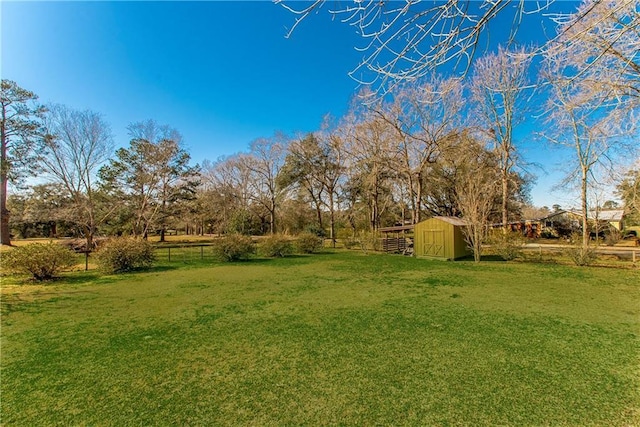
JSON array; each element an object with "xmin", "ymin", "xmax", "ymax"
[{"xmin": 1, "ymin": 251, "xmax": 639, "ymax": 425}]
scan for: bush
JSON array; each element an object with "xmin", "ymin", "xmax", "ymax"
[
  {"xmin": 296, "ymin": 232, "xmax": 323, "ymax": 254},
  {"xmin": 604, "ymin": 227, "xmax": 621, "ymax": 246},
  {"xmin": 260, "ymin": 234, "xmax": 294, "ymax": 258},
  {"xmin": 95, "ymin": 238, "xmax": 155, "ymax": 273},
  {"xmin": 4, "ymin": 242, "xmax": 76, "ymax": 281},
  {"xmin": 490, "ymin": 231, "xmax": 525, "ymax": 261},
  {"xmin": 343, "ymin": 238, "xmax": 358, "ymax": 250},
  {"xmin": 304, "ymin": 224, "xmax": 326, "ymax": 237},
  {"xmin": 565, "ymin": 245, "xmax": 597, "ymax": 266},
  {"xmin": 212, "ymin": 234, "xmax": 255, "ymax": 262},
  {"xmin": 540, "ymin": 227, "xmax": 559, "ymax": 239},
  {"xmin": 358, "ymin": 232, "xmax": 381, "ymax": 253}
]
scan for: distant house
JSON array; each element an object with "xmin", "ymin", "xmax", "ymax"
[
  {"xmin": 567, "ymin": 209, "xmax": 625, "ymax": 231},
  {"xmin": 493, "ymin": 219, "xmax": 543, "ymax": 238},
  {"xmin": 539, "ymin": 210, "xmax": 579, "ymax": 237},
  {"xmin": 492, "ymin": 209, "xmax": 626, "ymax": 239},
  {"xmin": 413, "ymin": 216, "xmax": 471, "ymax": 260}
]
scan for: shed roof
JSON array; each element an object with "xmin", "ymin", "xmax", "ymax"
[{"xmin": 432, "ymin": 216, "xmax": 467, "ymax": 226}]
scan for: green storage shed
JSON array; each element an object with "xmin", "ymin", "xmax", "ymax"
[{"xmin": 414, "ymin": 216, "xmax": 471, "ymax": 260}]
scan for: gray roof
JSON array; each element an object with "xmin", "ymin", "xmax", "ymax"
[
  {"xmin": 568, "ymin": 209, "xmax": 625, "ymax": 221},
  {"xmin": 433, "ymin": 216, "xmax": 467, "ymax": 226}
]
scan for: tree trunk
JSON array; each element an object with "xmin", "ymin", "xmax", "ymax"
[
  {"xmin": 416, "ymin": 172, "xmax": 423, "ymax": 223},
  {"xmin": 329, "ymin": 191, "xmax": 336, "ymax": 248},
  {"xmin": 270, "ymin": 197, "xmax": 276, "ymax": 235},
  {"xmin": 408, "ymin": 173, "xmax": 418, "ymax": 224},
  {"xmin": 0, "ymin": 177, "xmax": 10, "ymax": 245},
  {"xmin": 84, "ymin": 224, "xmax": 94, "ymax": 252},
  {"xmin": 159, "ymin": 198, "xmax": 167, "ymax": 242},
  {"xmin": 502, "ymin": 170, "xmax": 509, "ymax": 234},
  {"xmin": 371, "ymin": 190, "xmax": 379, "ymax": 232},
  {"xmin": 0, "ymin": 108, "xmax": 11, "ymax": 246},
  {"xmin": 314, "ymin": 200, "xmax": 323, "ymax": 232},
  {"xmin": 581, "ymin": 168, "xmax": 589, "ymax": 249}
]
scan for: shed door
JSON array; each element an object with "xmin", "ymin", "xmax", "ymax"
[{"xmin": 423, "ymin": 230, "xmax": 445, "ymax": 257}]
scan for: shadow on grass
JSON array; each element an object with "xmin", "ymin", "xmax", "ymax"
[
  {"xmin": 455, "ymin": 254, "xmax": 505, "ymax": 263},
  {"xmin": 311, "ymin": 250, "xmax": 339, "ymax": 256},
  {"xmin": 145, "ymin": 265, "xmax": 180, "ymax": 273},
  {"xmin": 242, "ymin": 255, "xmax": 311, "ymax": 264},
  {"xmin": 54, "ymin": 265, "xmax": 180, "ymax": 286},
  {"xmin": 60, "ymin": 272, "xmax": 136, "ymax": 286},
  {"xmin": 198, "ymin": 252, "xmax": 338, "ymax": 267}
]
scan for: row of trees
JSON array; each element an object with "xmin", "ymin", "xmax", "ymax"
[
  {"xmin": 4, "ymin": 72, "xmax": 522, "ymax": 251},
  {"xmin": 2, "ymin": 0, "xmax": 638, "ymax": 253},
  {"xmin": 6, "ymin": 57, "xmax": 635, "ymax": 252},
  {"xmin": 1, "ymin": 83, "xmax": 200, "ymax": 247},
  {"xmin": 279, "ymin": 0, "xmax": 640, "ymax": 250},
  {"xmin": 198, "ymin": 73, "xmax": 531, "ymax": 251}
]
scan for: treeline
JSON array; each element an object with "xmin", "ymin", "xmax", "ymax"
[
  {"xmin": 5, "ymin": 72, "xmax": 532, "ymax": 249},
  {"xmin": 2, "ymin": 0, "xmax": 639, "ymax": 252}
]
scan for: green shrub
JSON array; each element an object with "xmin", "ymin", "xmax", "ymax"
[
  {"xmin": 95, "ymin": 238, "xmax": 155, "ymax": 273},
  {"xmin": 489, "ymin": 231, "xmax": 525, "ymax": 261},
  {"xmin": 565, "ymin": 245, "xmax": 597, "ymax": 266},
  {"xmin": 540, "ymin": 227, "xmax": 559, "ymax": 239},
  {"xmin": 305, "ymin": 224, "xmax": 326, "ymax": 237},
  {"xmin": 212, "ymin": 234, "xmax": 255, "ymax": 262},
  {"xmin": 260, "ymin": 234, "xmax": 294, "ymax": 258},
  {"xmin": 343, "ymin": 238, "xmax": 358, "ymax": 250},
  {"xmin": 3, "ymin": 242, "xmax": 76, "ymax": 281},
  {"xmin": 358, "ymin": 232, "xmax": 381, "ymax": 253},
  {"xmin": 604, "ymin": 227, "xmax": 621, "ymax": 246},
  {"xmin": 296, "ymin": 232, "xmax": 323, "ymax": 254}
]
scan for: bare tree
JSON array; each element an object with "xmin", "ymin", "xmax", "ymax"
[
  {"xmin": 40, "ymin": 104, "xmax": 113, "ymax": 249},
  {"xmin": 127, "ymin": 119, "xmax": 183, "ymax": 147},
  {"xmin": 277, "ymin": 0, "xmax": 553, "ymax": 95},
  {"xmin": 543, "ymin": 2, "xmax": 638, "ymax": 249},
  {"xmin": 471, "ymin": 46, "xmax": 532, "ymax": 232},
  {"xmin": 1, "ymin": 80, "xmax": 45, "ymax": 245},
  {"xmin": 542, "ymin": 71, "xmax": 630, "ymax": 249},
  {"xmin": 548, "ymin": 0, "xmax": 639, "ymax": 109},
  {"xmin": 342, "ymin": 109, "xmax": 398, "ymax": 231},
  {"xmin": 451, "ymin": 132, "xmax": 501, "ymax": 262},
  {"xmin": 201, "ymin": 157, "xmax": 243, "ymax": 234},
  {"xmin": 314, "ymin": 119, "xmax": 347, "ymax": 246},
  {"xmin": 376, "ymin": 76, "xmax": 465, "ymax": 223},
  {"xmin": 616, "ymin": 160, "xmax": 640, "ymax": 225},
  {"xmin": 279, "ymin": 133, "xmax": 328, "ymax": 233},
  {"xmin": 202, "ymin": 154, "xmax": 260, "ymax": 235},
  {"xmin": 244, "ymin": 134, "xmax": 288, "ymax": 234},
  {"xmin": 279, "ymin": 0, "xmax": 639, "ymax": 104}
]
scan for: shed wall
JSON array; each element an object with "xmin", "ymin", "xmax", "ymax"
[
  {"xmin": 414, "ymin": 218, "xmax": 470, "ymax": 260},
  {"xmin": 451, "ymin": 226, "xmax": 470, "ymax": 259}
]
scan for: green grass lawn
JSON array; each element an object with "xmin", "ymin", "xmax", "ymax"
[{"xmin": 2, "ymin": 251, "xmax": 639, "ymax": 425}]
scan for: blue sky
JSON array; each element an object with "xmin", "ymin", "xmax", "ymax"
[{"xmin": 1, "ymin": 1, "xmax": 597, "ymax": 208}]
